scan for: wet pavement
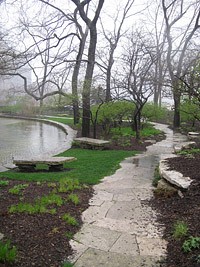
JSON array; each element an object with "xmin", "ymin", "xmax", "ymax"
[
  {"xmin": 69, "ymin": 123, "xmax": 188, "ymax": 267},
  {"xmin": 0, "ymin": 117, "xmax": 76, "ymax": 172}
]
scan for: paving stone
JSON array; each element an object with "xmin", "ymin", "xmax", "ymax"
[
  {"xmin": 94, "ymin": 187, "xmax": 134, "ymax": 195},
  {"xmin": 89, "ymin": 190, "xmax": 113, "ymax": 206},
  {"xmin": 93, "ymin": 217, "xmax": 136, "ymax": 233},
  {"xmin": 106, "ymin": 201, "xmax": 142, "ymax": 220},
  {"xmin": 113, "ymin": 192, "xmax": 137, "ymax": 202},
  {"xmin": 74, "ymin": 224, "xmax": 121, "ymax": 251},
  {"xmin": 68, "ymin": 240, "xmax": 88, "ymax": 263},
  {"xmin": 73, "ymin": 248, "xmax": 162, "ymax": 267},
  {"xmin": 82, "ymin": 201, "xmax": 113, "ymax": 223},
  {"xmin": 109, "ymin": 233, "xmax": 139, "ymax": 256},
  {"xmin": 137, "ymin": 236, "xmax": 168, "ymax": 257}
]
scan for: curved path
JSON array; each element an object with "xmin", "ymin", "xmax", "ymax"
[{"xmin": 69, "ymin": 123, "xmax": 188, "ymax": 267}]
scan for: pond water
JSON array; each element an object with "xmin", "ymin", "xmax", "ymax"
[{"xmin": 0, "ymin": 118, "xmax": 71, "ymax": 169}]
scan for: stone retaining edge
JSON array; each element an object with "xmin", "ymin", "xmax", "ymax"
[
  {"xmin": 159, "ymin": 159, "xmax": 193, "ymax": 190},
  {"xmin": 0, "ymin": 114, "xmax": 76, "ymax": 136},
  {"xmin": 0, "ymin": 114, "xmax": 77, "ymax": 161},
  {"xmin": 158, "ymin": 141, "xmax": 195, "ymax": 190}
]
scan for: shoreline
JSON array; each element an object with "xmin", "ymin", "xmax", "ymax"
[{"xmin": 0, "ymin": 115, "xmax": 77, "ymax": 172}]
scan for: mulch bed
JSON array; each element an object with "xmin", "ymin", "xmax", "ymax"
[
  {"xmin": 149, "ymin": 153, "xmax": 200, "ymax": 267},
  {"xmin": 0, "ymin": 180, "xmax": 93, "ymax": 267}
]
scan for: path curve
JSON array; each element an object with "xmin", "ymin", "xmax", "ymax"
[{"xmin": 69, "ymin": 123, "xmax": 188, "ymax": 267}]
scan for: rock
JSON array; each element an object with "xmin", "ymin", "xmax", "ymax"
[
  {"xmin": 174, "ymin": 141, "xmax": 196, "ymax": 153},
  {"xmin": 188, "ymin": 132, "xmax": 199, "ymax": 136},
  {"xmin": 159, "ymin": 160, "xmax": 193, "ymax": 190},
  {"xmin": 144, "ymin": 139, "xmax": 156, "ymax": 144},
  {"xmin": 155, "ymin": 178, "xmax": 178, "ymax": 197},
  {"xmin": 157, "ymin": 178, "xmax": 177, "ymax": 193},
  {"xmin": 178, "ymin": 190, "xmax": 184, "ymax": 198},
  {"xmin": 188, "ymin": 132, "xmax": 200, "ymax": 140}
]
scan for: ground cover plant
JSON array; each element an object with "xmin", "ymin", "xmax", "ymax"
[
  {"xmin": 0, "ymin": 240, "xmax": 17, "ymax": 264},
  {"xmin": 0, "ymin": 178, "xmax": 93, "ymax": 267}
]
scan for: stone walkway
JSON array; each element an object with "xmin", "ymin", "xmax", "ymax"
[{"xmin": 68, "ymin": 123, "xmax": 188, "ymax": 267}]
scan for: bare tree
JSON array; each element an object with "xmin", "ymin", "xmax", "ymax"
[
  {"xmin": 38, "ymin": 0, "xmax": 89, "ymax": 124},
  {"xmin": 0, "ymin": 0, "xmax": 82, "ymax": 113},
  {"xmin": 99, "ymin": 0, "xmax": 135, "ymax": 102},
  {"xmin": 21, "ymin": 18, "xmax": 73, "ymax": 112},
  {"xmin": 117, "ymin": 31, "xmax": 156, "ymax": 139},
  {"xmin": 162, "ymin": 0, "xmax": 200, "ymax": 128},
  {"xmin": 147, "ymin": 0, "xmax": 168, "ymax": 106},
  {"xmin": 71, "ymin": 0, "xmax": 105, "ymax": 137}
]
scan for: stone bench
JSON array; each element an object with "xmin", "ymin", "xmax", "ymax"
[
  {"xmin": 73, "ymin": 137, "xmax": 110, "ymax": 150},
  {"xmin": 188, "ymin": 132, "xmax": 200, "ymax": 140},
  {"xmin": 13, "ymin": 156, "xmax": 76, "ymax": 171}
]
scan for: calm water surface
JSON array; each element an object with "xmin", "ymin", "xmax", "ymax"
[{"xmin": 0, "ymin": 118, "xmax": 70, "ymax": 167}]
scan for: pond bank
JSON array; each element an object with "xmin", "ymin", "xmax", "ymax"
[{"xmin": 0, "ymin": 115, "xmax": 77, "ymax": 172}]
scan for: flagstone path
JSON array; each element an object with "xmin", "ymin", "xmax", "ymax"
[{"xmin": 68, "ymin": 123, "xmax": 188, "ymax": 267}]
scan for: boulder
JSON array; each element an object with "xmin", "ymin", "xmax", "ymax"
[
  {"xmin": 159, "ymin": 160, "xmax": 193, "ymax": 190},
  {"xmin": 174, "ymin": 141, "xmax": 196, "ymax": 153}
]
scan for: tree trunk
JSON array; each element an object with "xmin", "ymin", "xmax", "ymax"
[
  {"xmin": 72, "ymin": 30, "xmax": 88, "ymax": 125},
  {"xmin": 173, "ymin": 91, "xmax": 181, "ymax": 128},
  {"xmin": 39, "ymin": 99, "xmax": 44, "ymax": 115},
  {"xmin": 105, "ymin": 66, "xmax": 112, "ymax": 102},
  {"xmin": 134, "ymin": 114, "xmax": 140, "ymax": 140},
  {"xmin": 81, "ymin": 27, "xmax": 97, "ymax": 137},
  {"xmin": 71, "ymin": 0, "xmax": 105, "ymax": 137},
  {"xmin": 72, "ymin": 65, "xmax": 80, "ymax": 124},
  {"xmin": 105, "ymin": 48, "xmax": 115, "ymax": 102}
]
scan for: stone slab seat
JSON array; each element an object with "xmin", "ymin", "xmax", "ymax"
[
  {"xmin": 73, "ymin": 137, "xmax": 110, "ymax": 149},
  {"xmin": 13, "ymin": 156, "xmax": 76, "ymax": 171},
  {"xmin": 188, "ymin": 132, "xmax": 200, "ymax": 140}
]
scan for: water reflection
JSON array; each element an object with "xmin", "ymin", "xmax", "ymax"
[
  {"xmin": 132, "ymin": 155, "xmax": 160, "ymax": 169},
  {"xmin": 0, "ymin": 118, "xmax": 69, "ymax": 167}
]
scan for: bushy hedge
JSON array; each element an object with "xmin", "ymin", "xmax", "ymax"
[
  {"xmin": 142, "ymin": 102, "xmax": 170, "ymax": 123},
  {"xmin": 91, "ymin": 101, "xmax": 134, "ymax": 135}
]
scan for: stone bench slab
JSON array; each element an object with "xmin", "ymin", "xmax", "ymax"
[
  {"xmin": 74, "ymin": 137, "xmax": 110, "ymax": 149},
  {"xmin": 13, "ymin": 156, "xmax": 76, "ymax": 171},
  {"xmin": 188, "ymin": 132, "xmax": 200, "ymax": 136}
]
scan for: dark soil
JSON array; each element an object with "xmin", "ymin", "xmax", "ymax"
[
  {"xmin": 150, "ymin": 153, "xmax": 200, "ymax": 267},
  {"xmin": 0, "ymin": 180, "xmax": 93, "ymax": 267}
]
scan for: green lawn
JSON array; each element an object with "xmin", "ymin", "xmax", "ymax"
[
  {"xmin": 0, "ymin": 149, "xmax": 138, "ymax": 185},
  {"xmin": 43, "ymin": 116, "xmax": 75, "ymax": 127}
]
